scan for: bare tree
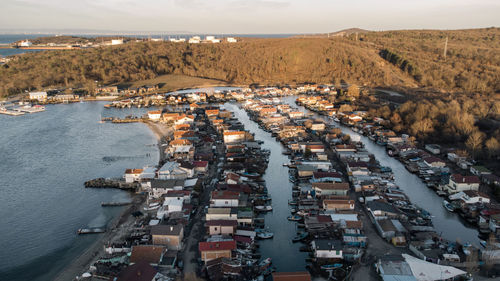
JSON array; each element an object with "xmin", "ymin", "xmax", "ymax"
[{"xmin": 466, "ymin": 130, "xmax": 485, "ymax": 158}]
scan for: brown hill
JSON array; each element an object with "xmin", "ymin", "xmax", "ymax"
[{"xmin": 0, "ymin": 27, "xmax": 498, "ymax": 97}]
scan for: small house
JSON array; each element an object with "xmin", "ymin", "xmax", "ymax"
[
  {"xmin": 199, "ymin": 240, "xmax": 236, "ymax": 262},
  {"xmin": 206, "ymin": 220, "xmax": 237, "ymax": 236},
  {"xmin": 311, "ymin": 239, "xmax": 343, "ymax": 259},
  {"xmin": 151, "ymin": 224, "xmax": 184, "ymax": 250}
]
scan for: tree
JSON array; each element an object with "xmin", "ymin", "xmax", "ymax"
[
  {"xmin": 410, "ymin": 118, "xmax": 434, "ymax": 137},
  {"xmin": 485, "ymin": 137, "xmax": 500, "ymax": 158},
  {"xmin": 339, "ymin": 104, "xmax": 353, "ymax": 113},
  {"xmin": 465, "ymin": 130, "xmax": 485, "ymax": 158}
]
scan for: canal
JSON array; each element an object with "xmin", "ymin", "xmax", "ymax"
[
  {"xmin": 281, "ymin": 96, "xmax": 481, "ymax": 246},
  {"xmin": 223, "ymin": 103, "xmax": 309, "ymax": 272}
]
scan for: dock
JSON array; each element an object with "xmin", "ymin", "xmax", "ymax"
[
  {"xmin": 77, "ymin": 227, "xmax": 106, "ymax": 235},
  {"xmin": 0, "ymin": 109, "xmax": 25, "ymax": 116},
  {"xmin": 101, "ymin": 201, "xmax": 132, "ymax": 207}
]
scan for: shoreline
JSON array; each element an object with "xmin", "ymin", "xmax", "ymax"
[
  {"xmin": 53, "ymin": 121, "xmax": 170, "ymax": 281},
  {"xmin": 53, "ymin": 195, "xmax": 145, "ymax": 281}
]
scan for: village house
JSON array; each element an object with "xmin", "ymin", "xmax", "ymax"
[
  {"xmin": 323, "ymin": 199, "xmax": 355, "ymax": 211},
  {"xmin": 151, "ymin": 224, "xmax": 184, "ymax": 250},
  {"xmin": 193, "ymin": 160, "xmax": 209, "ymax": 175},
  {"xmin": 423, "ymin": 156, "xmax": 446, "ymax": 168},
  {"xmin": 223, "ymin": 131, "xmax": 246, "ymax": 144},
  {"xmin": 147, "ymin": 179, "xmax": 184, "ymax": 198},
  {"xmin": 173, "ymin": 130, "xmax": 196, "ymax": 140},
  {"xmin": 162, "ymin": 113, "xmax": 180, "ymax": 122},
  {"xmin": 446, "ymin": 174, "xmax": 480, "ymax": 194},
  {"xmin": 29, "ymin": 91, "xmax": 47, "ymax": 102},
  {"xmin": 448, "ymin": 190, "xmax": 490, "ymax": 205},
  {"xmin": 366, "ymin": 201, "xmax": 400, "ymax": 219},
  {"xmin": 206, "ymin": 208, "xmax": 238, "ymax": 221},
  {"xmin": 156, "ymin": 196, "xmax": 184, "ymax": 219},
  {"xmin": 312, "ymin": 171, "xmax": 343, "ymax": 183},
  {"xmin": 199, "ymin": 240, "xmax": 236, "ymax": 262},
  {"xmin": 205, "ymin": 109, "xmax": 220, "ymax": 117},
  {"xmin": 312, "ymin": 182, "xmax": 350, "ymax": 196},
  {"xmin": 206, "ymin": 220, "xmax": 238, "ymax": 236},
  {"xmin": 174, "ymin": 114, "xmax": 195, "ymax": 125},
  {"xmin": 124, "ymin": 168, "xmax": 143, "ymax": 183},
  {"xmin": 148, "ymin": 110, "xmax": 162, "ymax": 121},
  {"xmin": 158, "ymin": 161, "xmax": 193, "ymax": 180},
  {"xmin": 470, "ymin": 165, "xmax": 492, "ymax": 176},
  {"xmin": 116, "ymin": 261, "xmax": 167, "ymax": 281},
  {"xmin": 210, "ymin": 191, "xmax": 240, "ymax": 207},
  {"xmin": 311, "ymin": 239, "xmax": 343, "ymax": 260},
  {"xmin": 129, "ymin": 245, "xmax": 166, "ymax": 266}
]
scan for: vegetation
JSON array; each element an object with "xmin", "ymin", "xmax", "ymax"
[{"xmin": 1, "ymin": 28, "xmax": 499, "ymax": 98}]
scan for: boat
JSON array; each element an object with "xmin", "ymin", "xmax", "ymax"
[
  {"xmin": 258, "ymin": 257, "xmax": 272, "ymax": 268},
  {"xmin": 257, "ymin": 231, "xmax": 274, "ymax": 239},
  {"xmin": 321, "ymin": 264, "xmax": 343, "ymax": 270},
  {"xmin": 443, "ymin": 200, "xmax": 455, "ymax": 212},
  {"xmin": 255, "ymin": 205, "xmax": 273, "ymax": 212},
  {"xmin": 287, "ymin": 215, "xmax": 302, "ymax": 221},
  {"xmin": 288, "ymin": 200, "xmax": 298, "ymax": 206},
  {"xmin": 292, "ymin": 232, "xmax": 308, "ymax": 242}
]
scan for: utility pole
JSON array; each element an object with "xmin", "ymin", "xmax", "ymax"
[
  {"xmin": 355, "ymin": 32, "xmax": 358, "ymax": 41},
  {"xmin": 443, "ymin": 36, "xmax": 448, "ymax": 60}
]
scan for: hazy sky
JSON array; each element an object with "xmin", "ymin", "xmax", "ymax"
[{"xmin": 2, "ymin": 0, "xmax": 499, "ymax": 33}]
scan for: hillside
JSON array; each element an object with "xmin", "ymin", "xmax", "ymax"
[{"xmin": 0, "ymin": 28, "xmax": 498, "ymax": 97}]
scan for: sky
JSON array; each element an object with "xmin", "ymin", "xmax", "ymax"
[{"xmin": 1, "ymin": 0, "xmax": 499, "ymax": 34}]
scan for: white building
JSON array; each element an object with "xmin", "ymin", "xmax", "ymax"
[
  {"xmin": 19, "ymin": 40, "xmax": 33, "ymax": 47},
  {"xmin": 148, "ymin": 110, "xmax": 162, "ymax": 121},
  {"xmin": 312, "ymin": 239, "xmax": 343, "ymax": 259},
  {"xmin": 227, "ymin": 37, "xmax": 237, "ymax": 43},
  {"xmin": 156, "ymin": 197, "xmax": 184, "ymax": 219},
  {"xmin": 124, "ymin": 168, "xmax": 143, "ymax": 183},
  {"xmin": 29, "ymin": 91, "xmax": 47, "ymax": 102},
  {"xmin": 111, "ymin": 39, "xmax": 124, "ymax": 45},
  {"xmin": 158, "ymin": 161, "xmax": 193, "ymax": 180},
  {"xmin": 446, "ymin": 174, "xmax": 480, "ymax": 194},
  {"xmin": 188, "ymin": 36, "xmax": 201, "ymax": 44}
]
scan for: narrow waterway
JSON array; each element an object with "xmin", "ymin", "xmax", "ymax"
[
  {"xmin": 282, "ymin": 96, "xmax": 481, "ymax": 246},
  {"xmin": 223, "ymin": 103, "xmax": 309, "ymax": 272}
]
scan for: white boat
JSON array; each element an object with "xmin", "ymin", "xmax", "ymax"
[
  {"xmin": 255, "ymin": 205, "xmax": 273, "ymax": 212},
  {"xmin": 257, "ymin": 232, "xmax": 274, "ymax": 239},
  {"xmin": 443, "ymin": 200, "xmax": 455, "ymax": 212}
]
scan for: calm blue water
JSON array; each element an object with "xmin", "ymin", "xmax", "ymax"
[
  {"xmin": 223, "ymin": 103, "xmax": 309, "ymax": 272},
  {"xmin": 0, "ymin": 102, "xmax": 158, "ymax": 281}
]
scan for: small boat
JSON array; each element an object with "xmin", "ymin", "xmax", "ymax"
[
  {"xmin": 292, "ymin": 232, "xmax": 308, "ymax": 242},
  {"xmin": 443, "ymin": 200, "xmax": 455, "ymax": 212},
  {"xmin": 255, "ymin": 205, "xmax": 273, "ymax": 212},
  {"xmin": 257, "ymin": 231, "xmax": 274, "ymax": 239},
  {"xmin": 258, "ymin": 257, "xmax": 272, "ymax": 268},
  {"xmin": 287, "ymin": 215, "xmax": 302, "ymax": 221},
  {"xmin": 321, "ymin": 264, "xmax": 343, "ymax": 270},
  {"xmin": 288, "ymin": 200, "xmax": 298, "ymax": 206}
]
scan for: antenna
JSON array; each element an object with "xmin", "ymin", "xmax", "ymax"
[{"xmin": 443, "ymin": 36, "xmax": 448, "ymax": 60}]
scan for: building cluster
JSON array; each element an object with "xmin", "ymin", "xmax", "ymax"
[
  {"xmin": 299, "ymin": 92, "xmax": 500, "ymax": 240},
  {"xmin": 239, "ymin": 95, "xmax": 474, "ymax": 280},
  {"xmin": 296, "ymin": 92, "xmax": 500, "ymax": 276}
]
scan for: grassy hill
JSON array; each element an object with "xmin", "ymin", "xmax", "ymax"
[{"xmin": 0, "ymin": 27, "xmax": 498, "ymax": 97}]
